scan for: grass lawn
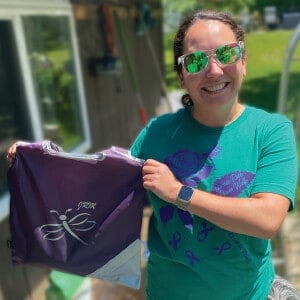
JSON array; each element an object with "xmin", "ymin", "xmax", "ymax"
[
  {"xmin": 164, "ymin": 29, "xmax": 300, "ymax": 210},
  {"xmin": 241, "ymin": 29, "xmax": 300, "ymax": 113}
]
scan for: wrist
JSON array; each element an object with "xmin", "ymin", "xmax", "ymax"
[
  {"xmin": 170, "ymin": 182, "xmax": 183, "ymax": 204},
  {"xmin": 176, "ymin": 185, "xmax": 194, "ymax": 211}
]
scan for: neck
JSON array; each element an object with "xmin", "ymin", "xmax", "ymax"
[{"xmin": 192, "ymin": 103, "xmax": 245, "ymax": 127}]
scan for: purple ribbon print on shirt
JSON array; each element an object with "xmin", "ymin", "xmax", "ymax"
[
  {"xmin": 160, "ymin": 205, "xmax": 194, "ymax": 231},
  {"xmin": 185, "ymin": 250, "xmax": 200, "ymax": 266},
  {"xmin": 214, "ymin": 242, "xmax": 231, "ymax": 255},
  {"xmin": 168, "ymin": 231, "xmax": 181, "ymax": 251},
  {"xmin": 159, "ymin": 147, "xmax": 255, "ymax": 267},
  {"xmin": 197, "ymin": 220, "xmax": 215, "ymax": 242}
]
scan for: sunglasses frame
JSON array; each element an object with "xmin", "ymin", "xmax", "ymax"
[{"xmin": 177, "ymin": 41, "xmax": 244, "ymax": 74}]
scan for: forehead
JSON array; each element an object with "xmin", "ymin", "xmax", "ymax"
[{"xmin": 184, "ymin": 20, "xmax": 237, "ymax": 51}]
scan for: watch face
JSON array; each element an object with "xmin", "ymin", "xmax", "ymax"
[{"xmin": 178, "ymin": 185, "xmax": 194, "ymax": 202}]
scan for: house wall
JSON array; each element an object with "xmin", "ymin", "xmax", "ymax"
[{"xmin": 73, "ymin": 0, "xmax": 164, "ymax": 151}]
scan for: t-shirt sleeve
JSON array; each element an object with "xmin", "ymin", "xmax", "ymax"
[{"xmin": 251, "ymin": 119, "xmax": 298, "ymax": 210}]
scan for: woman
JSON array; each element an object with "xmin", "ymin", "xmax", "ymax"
[
  {"xmin": 130, "ymin": 10, "xmax": 299, "ymax": 299},
  {"xmin": 7, "ymin": 10, "xmax": 299, "ymax": 300}
]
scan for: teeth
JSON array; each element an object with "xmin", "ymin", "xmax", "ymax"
[{"xmin": 205, "ymin": 83, "xmax": 226, "ymax": 92}]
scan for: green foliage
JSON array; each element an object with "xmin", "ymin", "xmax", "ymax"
[
  {"xmin": 163, "ymin": 0, "xmax": 197, "ymax": 15},
  {"xmin": 162, "ymin": 0, "xmax": 300, "ymax": 15},
  {"xmin": 249, "ymin": 0, "xmax": 300, "ymax": 14},
  {"xmin": 31, "ymin": 49, "xmax": 81, "ymax": 150},
  {"xmin": 162, "ymin": 0, "xmax": 255, "ymax": 15},
  {"xmin": 196, "ymin": 0, "xmax": 255, "ymax": 14},
  {"xmin": 23, "ymin": 16, "xmax": 69, "ymax": 52},
  {"xmin": 240, "ymin": 30, "xmax": 294, "ymax": 112}
]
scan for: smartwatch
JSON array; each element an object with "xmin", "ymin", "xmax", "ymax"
[{"xmin": 177, "ymin": 185, "xmax": 194, "ymax": 211}]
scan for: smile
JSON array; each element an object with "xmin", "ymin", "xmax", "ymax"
[{"xmin": 203, "ymin": 82, "xmax": 228, "ymax": 92}]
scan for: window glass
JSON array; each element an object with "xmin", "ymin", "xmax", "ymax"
[{"xmin": 23, "ymin": 15, "xmax": 84, "ymax": 150}]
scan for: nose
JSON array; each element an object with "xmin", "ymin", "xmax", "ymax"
[{"xmin": 205, "ymin": 55, "xmax": 224, "ymax": 77}]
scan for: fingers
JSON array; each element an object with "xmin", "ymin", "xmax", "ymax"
[
  {"xmin": 142, "ymin": 159, "xmax": 181, "ymax": 203},
  {"xmin": 142, "ymin": 160, "xmax": 167, "ymax": 184},
  {"xmin": 142, "ymin": 159, "xmax": 163, "ymax": 183},
  {"xmin": 142, "ymin": 159, "xmax": 172, "ymax": 186},
  {"xmin": 143, "ymin": 159, "xmax": 160, "ymax": 168},
  {"xmin": 6, "ymin": 144, "xmax": 17, "ymax": 166},
  {"xmin": 6, "ymin": 141, "xmax": 27, "ymax": 166},
  {"xmin": 142, "ymin": 159, "xmax": 165, "ymax": 173}
]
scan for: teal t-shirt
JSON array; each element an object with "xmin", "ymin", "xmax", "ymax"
[{"xmin": 130, "ymin": 106, "xmax": 298, "ymax": 300}]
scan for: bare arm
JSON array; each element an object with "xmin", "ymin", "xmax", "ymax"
[
  {"xmin": 188, "ymin": 191, "xmax": 289, "ymax": 239},
  {"xmin": 142, "ymin": 159, "xmax": 290, "ymax": 239}
]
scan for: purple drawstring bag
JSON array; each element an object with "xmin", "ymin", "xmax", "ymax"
[{"xmin": 7, "ymin": 141, "xmax": 147, "ymax": 289}]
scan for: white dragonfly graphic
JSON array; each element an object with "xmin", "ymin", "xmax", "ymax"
[{"xmin": 40, "ymin": 209, "xmax": 97, "ymax": 245}]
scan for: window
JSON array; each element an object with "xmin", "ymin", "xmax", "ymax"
[
  {"xmin": 23, "ymin": 15, "xmax": 86, "ymax": 150},
  {"xmin": 0, "ymin": 1, "xmax": 90, "ymax": 221}
]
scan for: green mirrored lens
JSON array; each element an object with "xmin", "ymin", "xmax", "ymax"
[
  {"xmin": 185, "ymin": 51, "xmax": 208, "ymax": 73},
  {"xmin": 216, "ymin": 44, "xmax": 241, "ymax": 64}
]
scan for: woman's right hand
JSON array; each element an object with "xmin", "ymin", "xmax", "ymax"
[{"xmin": 6, "ymin": 141, "xmax": 29, "ymax": 166}]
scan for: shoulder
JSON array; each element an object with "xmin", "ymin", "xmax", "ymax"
[
  {"xmin": 241, "ymin": 106, "xmax": 295, "ymax": 150},
  {"xmin": 130, "ymin": 109, "xmax": 186, "ymax": 158},
  {"xmin": 142, "ymin": 108, "xmax": 187, "ymax": 135},
  {"xmin": 246, "ymin": 106, "xmax": 291, "ymax": 124},
  {"xmin": 245, "ymin": 106, "xmax": 293, "ymax": 133},
  {"xmin": 149, "ymin": 108, "xmax": 186, "ymax": 127},
  {"xmin": 245, "ymin": 106, "xmax": 296, "ymax": 154}
]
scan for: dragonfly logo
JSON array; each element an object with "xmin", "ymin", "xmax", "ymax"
[{"xmin": 40, "ymin": 209, "xmax": 97, "ymax": 245}]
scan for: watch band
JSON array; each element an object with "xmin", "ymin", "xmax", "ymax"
[{"xmin": 176, "ymin": 185, "xmax": 194, "ymax": 211}]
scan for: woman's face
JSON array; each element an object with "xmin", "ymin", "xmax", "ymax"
[{"xmin": 179, "ymin": 20, "xmax": 246, "ymax": 110}]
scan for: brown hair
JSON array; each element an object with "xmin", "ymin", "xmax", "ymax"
[{"xmin": 173, "ymin": 10, "xmax": 245, "ymax": 106}]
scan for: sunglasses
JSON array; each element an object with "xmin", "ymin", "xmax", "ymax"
[{"xmin": 177, "ymin": 41, "xmax": 244, "ymax": 74}]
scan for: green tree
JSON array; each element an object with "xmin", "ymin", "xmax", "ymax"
[
  {"xmin": 162, "ymin": 0, "xmax": 196, "ymax": 16},
  {"xmin": 162, "ymin": 0, "xmax": 255, "ymax": 15},
  {"xmin": 196, "ymin": 0, "xmax": 255, "ymax": 14},
  {"xmin": 163, "ymin": 0, "xmax": 299, "ymax": 16},
  {"xmin": 249, "ymin": 0, "xmax": 300, "ymax": 13}
]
